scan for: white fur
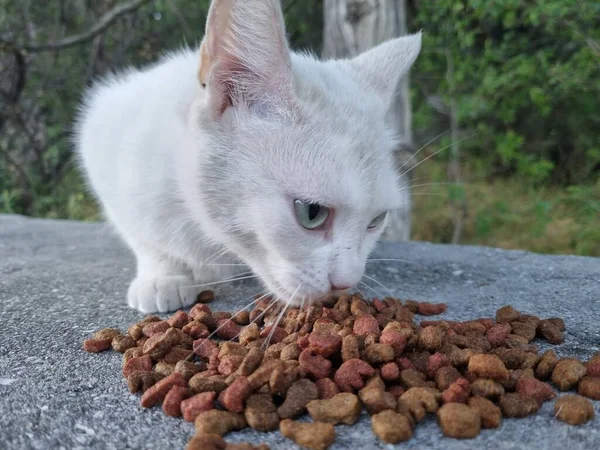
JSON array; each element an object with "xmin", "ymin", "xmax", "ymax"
[{"xmin": 74, "ymin": 0, "xmax": 421, "ymax": 313}]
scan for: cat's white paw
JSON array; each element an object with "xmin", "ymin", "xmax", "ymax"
[{"xmin": 127, "ymin": 275, "xmax": 200, "ymax": 313}]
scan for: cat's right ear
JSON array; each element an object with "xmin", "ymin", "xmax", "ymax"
[
  {"xmin": 199, "ymin": 0, "xmax": 296, "ymax": 120},
  {"xmin": 348, "ymin": 32, "xmax": 422, "ymax": 105}
]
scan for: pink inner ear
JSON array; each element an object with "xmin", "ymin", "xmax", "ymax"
[
  {"xmin": 203, "ymin": 0, "xmax": 296, "ymax": 119},
  {"xmin": 209, "ymin": 55, "xmax": 260, "ymax": 117}
]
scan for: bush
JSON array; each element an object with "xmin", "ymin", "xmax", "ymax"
[{"xmin": 410, "ymin": 0, "xmax": 600, "ymax": 184}]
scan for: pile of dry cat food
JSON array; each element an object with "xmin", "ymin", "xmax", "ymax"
[{"xmin": 84, "ymin": 291, "xmax": 598, "ymax": 450}]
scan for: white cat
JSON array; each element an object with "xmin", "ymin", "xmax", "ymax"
[{"xmin": 75, "ymin": 0, "xmax": 421, "ymax": 313}]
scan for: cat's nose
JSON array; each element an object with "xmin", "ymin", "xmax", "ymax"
[{"xmin": 330, "ymin": 282, "xmax": 353, "ymax": 291}]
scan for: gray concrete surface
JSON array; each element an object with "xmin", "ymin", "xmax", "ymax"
[{"xmin": 1, "ymin": 213, "xmax": 599, "ymax": 450}]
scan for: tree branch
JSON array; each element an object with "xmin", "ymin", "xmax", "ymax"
[{"xmin": 1, "ymin": 0, "xmax": 154, "ymax": 53}]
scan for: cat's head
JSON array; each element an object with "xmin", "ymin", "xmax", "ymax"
[{"xmin": 190, "ymin": 0, "xmax": 421, "ymax": 305}]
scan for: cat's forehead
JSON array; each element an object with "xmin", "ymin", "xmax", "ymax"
[{"xmin": 254, "ymin": 121, "xmax": 400, "ymax": 213}]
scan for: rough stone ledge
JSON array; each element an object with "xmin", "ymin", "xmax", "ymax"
[{"xmin": 1, "ymin": 214, "xmax": 599, "ymax": 449}]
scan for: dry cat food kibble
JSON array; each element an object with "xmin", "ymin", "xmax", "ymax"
[{"xmin": 83, "ymin": 290, "xmax": 599, "ymax": 449}]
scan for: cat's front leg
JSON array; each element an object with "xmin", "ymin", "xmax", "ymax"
[{"xmin": 127, "ymin": 250, "xmax": 200, "ymax": 313}]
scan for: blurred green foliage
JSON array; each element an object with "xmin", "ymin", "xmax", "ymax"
[
  {"xmin": 410, "ymin": 0, "xmax": 600, "ymax": 184},
  {"xmin": 0, "ymin": 0, "xmax": 597, "ymax": 255}
]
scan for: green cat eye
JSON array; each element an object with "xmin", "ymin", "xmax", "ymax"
[
  {"xmin": 368, "ymin": 211, "xmax": 387, "ymax": 229},
  {"xmin": 294, "ymin": 200, "xmax": 330, "ymax": 230}
]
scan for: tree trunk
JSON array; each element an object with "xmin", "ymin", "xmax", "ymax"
[{"xmin": 323, "ymin": 0, "xmax": 414, "ymax": 241}]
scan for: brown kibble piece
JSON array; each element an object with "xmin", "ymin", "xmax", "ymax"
[
  {"xmin": 315, "ymin": 378, "xmax": 340, "ymax": 400},
  {"xmin": 400, "ymin": 369, "xmax": 428, "ymax": 389},
  {"xmin": 417, "ymin": 302, "xmax": 447, "ymax": 316},
  {"xmin": 380, "ymin": 362, "xmax": 400, "ymax": 381},
  {"xmin": 486, "ymin": 324, "xmax": 511, "ymax": 347},
  {"xmin": 122, "ymin": 346, "xmax": 144, "ymax": 365},
  {"xmin": 578, "ymin": 376, "xmax": 600, "ymax": 400},
  {"xmin": 181, "ymin": 391, "xmax": 217, "ymax": 422},
  {"xmin": 247, "ymin": 360, "xmax": 284, "ymax": 390},
  {"xmin": 189, "ymin": 304, "xmax": 212, "ymax": 318},
  {"xmin": 496, "ymin": 305, "xmax": 520, "ymax": 323},
  {"xmin": 435, "ymin": 366, "xmax": 461, "ymax": 391},
  {"xmin": 551, "ymin": 358, "xmax": 587, "ymax": 391},
  {"xmin": 83, "ymin": 338, "xmax": 112, "ymax": 353},
  {"xmin": 341, "ymin": 335, "xmax": 361, "ymax": 362},
  {"xmin": 93, "ymin": 328, "xmax": 121, "ymax": 340},
  {"xmin": 195, "ymin": 410, "xmax": 247, "ymax": 436},
  {"xmin": 470, "ymin": 379, "xmax": 505, "ymax": 399},
  {"xmin": 468, "ymin": 354, "xmax": 509, "ymax": 381},
  {"xmin": 220, "ymin": 377, "xmax": 252, "ymax": 413},
  {"xmin": 185, "ymin": 434, "xmax": 226, "ymax": 450},
  {"xmin": 555, "ymin": 395, "xmax": 595, "ymax": 425},
  {"xmin": 278, "ymin": 379, "xmax": 318, "ymax": 420},
  {"xmin": 155, "ymin": 361, "xmax": 175, "ymax": 377},
  {"xmin": 299, "ymin": 349, "xmax": 332, "ymax": 380},
  {"xmin": 307, "ymin": 392, "xmax": 362, "ymax": 425},
  {"xmin": 163, "ymin": 385, "xmax": 192, "ymax": 417},
  {"xmin": 371, "ymin": 409, "xmax": 413, "ymax": 443},
  {"xmin": 175, "ymin": 361, "xmax": 204, "ymax": 381},
  {"xmin": 353, "ymin": 315, "xmax": 380, "ymax": 336},
  {"xmin": 167, "ymin": 311, "xmax": 190, "ymax": 328},
  {"xmin": 189, "ymin": 374, "xmax": 227, "ymax": 394},
  {"xmin": 127, "ymin": 371, "xmax": 158, "ymax": 393},
  {"xmin": 140, "ymin": 372, "xmax": 187, "ymax": 408},
  {"xmin": 586, "ymin": 354, "xmax": 600, "ymax": 377},
  {"xmin": 334, "ymin": 359, "xmax": 375, "ymax": 392},
  {"xmin": 510, "ymin": 321, "xmax": 537, "ymax": 342},
  {"xmin": 142, "ymin": 321, "xmax": 170, "ymax": 337},
  {"xmin": 363, "ymin": 344, "xmax": 395, "ymax": 365},
  {"xmin": 143, "ymin": 328, "xmax": 180, "ymax": 360},
  {"xmin": 182, "ymin": 323, "xmax": 210, "ymax": 340},
  {"xmin": 111, "ymin": 335, "xmax": 136, "ymax": 353},
  {"xmin": 260, "ymin": 326, "xmax": 288, "ymax": 345},
  {"xmin": 379, "ymin": 330, "xmax": 407, "ymax": 356},
  {"xmin": 399, "ymin": 387, "xmax": 441, "ymax": 422},
  {"xmin": 419, "ymin": 326, "xmax": 444, "ymax": 351},
  {"xmin": 280, "ymin": 343, "xmax": 301, "ymax": 361},
  {"xmin": 426, "ymin": 352, "xmax": 452, "ymax": 378},
  {"xmin": 122, "ymin": 355, "xmax": 153, "ymax": 378},
  {"xmin": 162, "ymin": 346, "xmax": 193, "ymax": 364},
  {"xmin": 309, "ymin": 333, "xmax": 342, "ymax": 357},
  {"xmin": 244, "ymin": 394, "xmax": 279, "ymax": 431},
  {"xmin": 280, "ymin": 419, "xmax": 335, "ymax": 450},
  {"xmin": 216, "ymin": 319, "xmax": 241, "ymax": 340},
  {"xmin": 232, "ymin": 310, "xmax": 250, "ymax": 326},
  {"xmin": 535, "ymin": 349, "xmax": 558, "ymax": 379},
  {"xmin": 441, "ymin": 378, "xmax": 470, "ymax": 404},
  {"xmin": 538, "ymin": 320, "xmax": 564, "ymax": 344},
  {"xmin": 516, "ymin": 377, "xmax": 556, "ymax": 406},
  {"xmin": 269, "ymin": 363, "xmax": 299, "ymax": 396},
  {"xmin": 468, "ymin": 396, "xmax": 501, "ymax": 428},
  {"xmin": 197, "ymin": 289, "xmax": 215, "ymax": 303},
  {"xmin": 359, "ymin": 376, "xmax": 397, "ymax": 415},
  {"xmin": 128, "ymin": 324, "xmax": 144, "ymax": 341},
  {"xmin": 500, "ymin": 393, "xmax": 539, "ymax": 418},
  {"xmin": 437, "ymin": 403, "xmax": 481, "ymax": 439}
]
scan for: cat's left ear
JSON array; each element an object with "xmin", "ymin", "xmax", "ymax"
[
  {"xmin": 348, "ymin": 32, "xmax": 422, "ymax": 103},
  {"xmin": 199, "ymin": 0, "xmax": 296, "ymax": 120}
]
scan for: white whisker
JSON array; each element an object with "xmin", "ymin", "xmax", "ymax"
[
  {"xmin": 263, "ymin": 288, "xmax": 296, "ymax": 348},
  {"xmin": 207, "ymin": 292, "xmax": 269, "ymax": 340},
  {"xmin": 359, "ymin": 280, "xmax": 385, "ymax": 300},
  {"xmin": 362, "ymin": 274, "xmax": 394, "ymax": 296},
  {"xmin": 395, "ymin": 129, "xmax": 450, "ymax": 175},
  {"xmin": 396, "ymin": 134, "xmax": 474, "ymax": 180}
]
